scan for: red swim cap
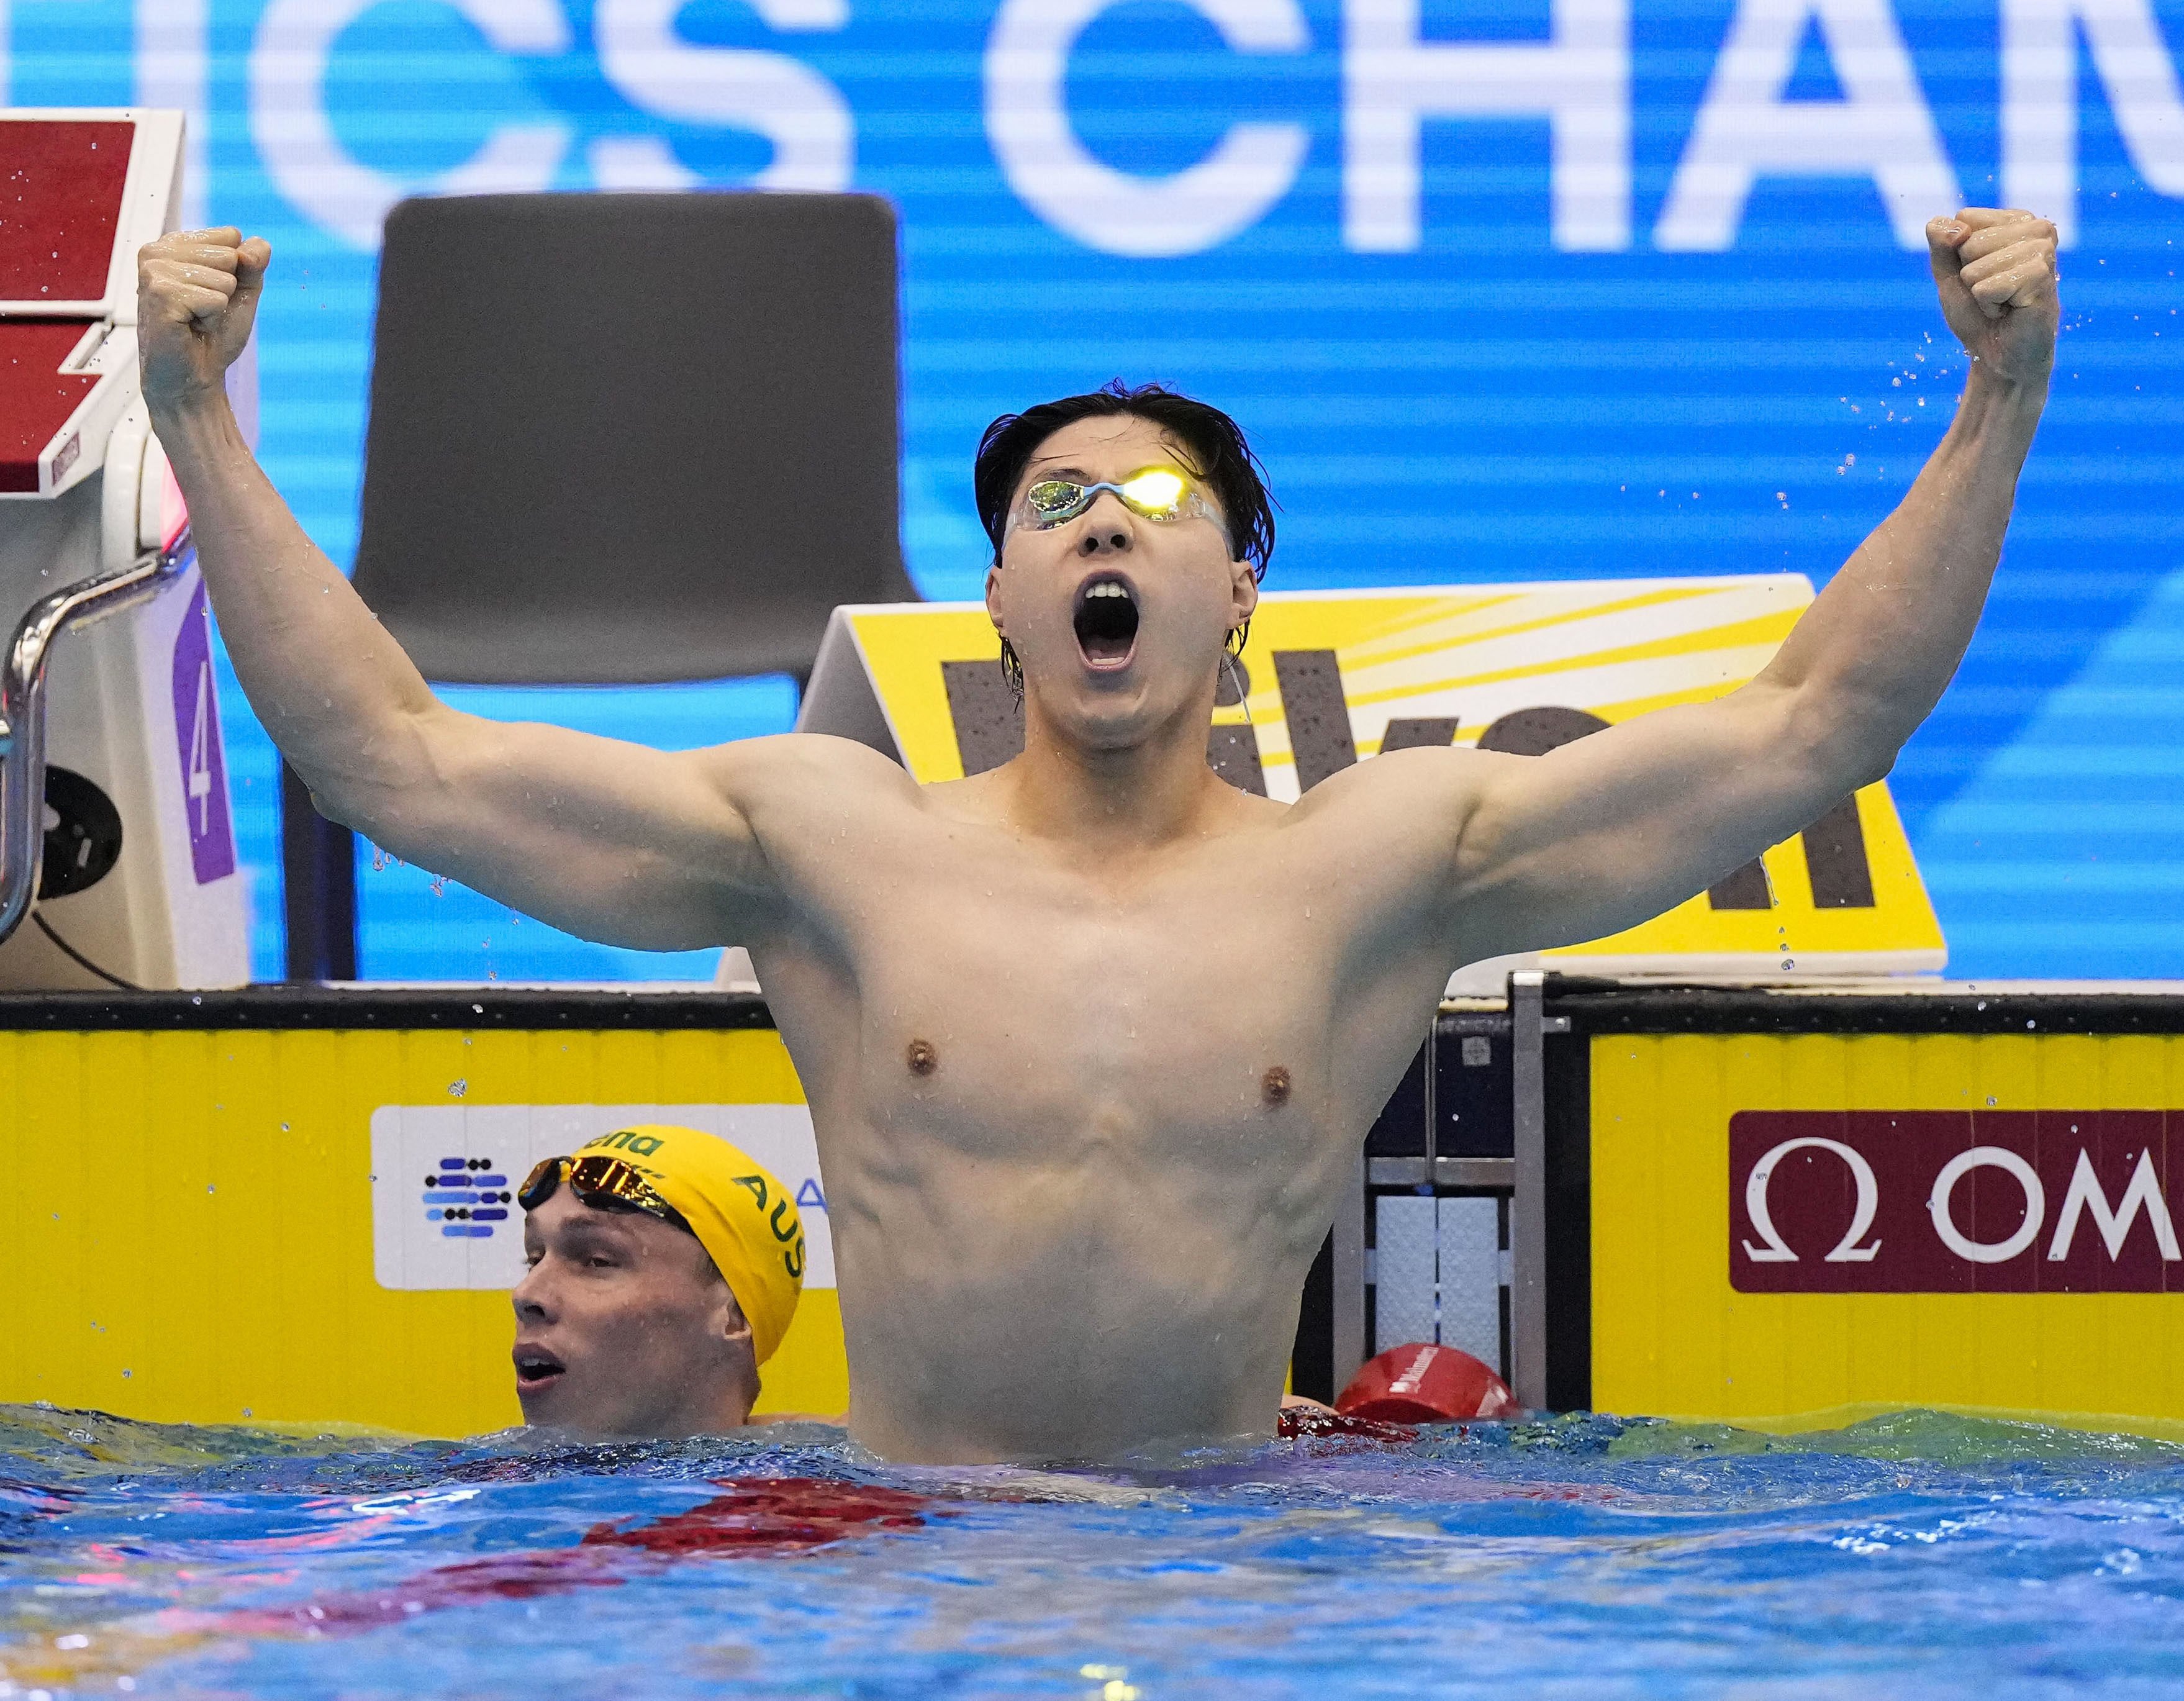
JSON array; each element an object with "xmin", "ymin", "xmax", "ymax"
[{"xmin": 1336, "ymin": 1343, "xmax": 1519, "ymax": 1423}]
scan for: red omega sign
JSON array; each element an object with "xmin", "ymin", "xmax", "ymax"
[{"xmin": 1728, "ymin": 1111, "xmax": 2183, "ymax": 1294}]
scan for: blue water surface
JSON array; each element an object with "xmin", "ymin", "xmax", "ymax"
[{"xmin": 3, "ymin": 1405, "xmax": 2182, "ymax": 1698}]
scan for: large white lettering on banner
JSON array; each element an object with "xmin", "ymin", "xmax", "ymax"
[
  {"xmin": 594, "ymin": 0, "xmax": 853, "ymax": 193},
  {"xmin": 248, "ymin": 0, "xmax": 853, "ymax": 245},
  {"xmin": 250, "ymin": 0, "xmax": 576, "ymax": 248},
  {"xmin": 986, "ymin": 0, "xmax": 1311, "ymax": 258},
  {"xmin": 2001, "ymin": 0, "xmax": 2184, "ymax": 244},
  {"xmin": 1343, "ymin": 0, "xmax": 1631, "ymax": 252},
  {"xmin": 1656, "ymin": 0, "xmax": 1961, "ymax": 250},
  {"xmin": 224, "ymin": 0, "xmax": 2184, "ymax": 255}
]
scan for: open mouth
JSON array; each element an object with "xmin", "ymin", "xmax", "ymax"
[
  {"xmin": 513, "ymin": 1346, "xmax": 566, "ymax": 1395},
  {"xmin": 1073, "ymin": 575, "xmax": 1140, "ymax": 667}
]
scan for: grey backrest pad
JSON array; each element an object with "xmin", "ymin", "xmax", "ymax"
[{"xmin": 352, "ymin": 191, "xmax": 907, "ymax": 685}]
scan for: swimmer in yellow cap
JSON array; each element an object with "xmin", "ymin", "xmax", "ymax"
[{"xmin": 510, "ymin": 1124, "xmax": 812, "ymax": 1437}]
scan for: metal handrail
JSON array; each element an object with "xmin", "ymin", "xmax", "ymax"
[
  {"xmin": 1508, "ymin": 969, "xmax": 1549, "ymax": 1410},
  {"xmin": 0, "ymin": 528, "xmax": 193, "ymax": 946}
]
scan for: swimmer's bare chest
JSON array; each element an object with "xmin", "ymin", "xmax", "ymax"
[
  {"xmin": 777, "ymin": 804, "xmax": 1374, "ymax": 1176},
  {"xmin": 745, "ymin": 775, "xmax": 1455, "ymax": 1459}
]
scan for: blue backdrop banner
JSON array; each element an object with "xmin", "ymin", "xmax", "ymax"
[{"xmin": 13, "ymin": 0, "xmax": 2181, "ymax": 980}]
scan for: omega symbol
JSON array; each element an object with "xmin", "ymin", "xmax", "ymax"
[{"xmin": 1741, "ymin": 1136, "xmax": 1882, "ymax": 1264}]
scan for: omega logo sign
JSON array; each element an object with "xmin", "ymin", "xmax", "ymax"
[{"xmin": 1729, "ymin": 1111, "xmax": 2183, "ymax": 1294}]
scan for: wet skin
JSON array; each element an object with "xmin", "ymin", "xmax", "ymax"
[
  {"xmin": 138, "ymin": 212, "xmax": 2058, "ymax": 1461},
  {"xmin": 512, "ymin": 1189, "xmax": 758, "ymax": 1438}
]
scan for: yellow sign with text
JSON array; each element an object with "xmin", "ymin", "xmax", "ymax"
[
  {"xmin": 801, "ymin": 578, "xmax": 1944, "ymax": 977},
  {"xmin": 0, "ymin": 1025, "xmax": 843, "ymax": 1438},
  {"xmin": 1590, "ymin": 1030, "xmax": 2184, "ymax": 1435}
]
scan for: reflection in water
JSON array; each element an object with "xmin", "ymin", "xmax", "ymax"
[{"xmin": 4, "ymin": 1404, "xmax": 2184, "ymax": 1697}]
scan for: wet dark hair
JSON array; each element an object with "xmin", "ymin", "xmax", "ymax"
[{"xmin": 973, "ymin": 381, "xmax": 1276, "ymax": 580}]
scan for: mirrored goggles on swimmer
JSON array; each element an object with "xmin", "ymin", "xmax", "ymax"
[
  {"xmin": 519, "ymin": 1153, "xmax": 688, "ymax": 1232},
  {"xmin": 1007, "ymin": 466, "xmax": 1217, "ymax": 537}
]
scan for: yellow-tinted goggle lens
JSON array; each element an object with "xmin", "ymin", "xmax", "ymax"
[
  {"xmin": 1016, "ymin": 468, "xmax": 1198, "ymax": 531},
  {"xmin": 1025, "ymin": 479, "xmax": 1085, "ymax": 522},
  {"xmin": 1117, "ymin": 468, "xmax": 1186, "ymax": 516}
]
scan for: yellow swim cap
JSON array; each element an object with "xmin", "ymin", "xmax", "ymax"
[{"xmin": 574, "ymin": 1124, "xmax": 807, "ymax": 1367}]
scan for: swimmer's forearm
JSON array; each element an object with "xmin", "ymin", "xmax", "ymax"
[
  {"xmin": 1433, "ymin": 215, "xmax": 2059, "ymax": 957},
  {"xmin": 1758, "ymin": 364, "xmax": 2047, "ymax": 782},
  {"xmin": 152, "ymin": 394, "xmax": 441, "ymax": 809},
  {"xmin": 1757, "ymin": 208, "xmax": 2059, "ymax": 781}
]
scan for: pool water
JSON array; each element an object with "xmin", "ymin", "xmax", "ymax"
[{"xmin": 4, "ymin": 1404, "xmax": 2183, "ymax": 1698}]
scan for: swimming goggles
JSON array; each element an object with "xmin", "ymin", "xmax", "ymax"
[
  {"xmin": 519, "ymin": 1153, "xmax": 686, "ymax": 1230},
  {"xmin": 1008, "ymin": 466, "xmax": 1217, "ymax": 535}
]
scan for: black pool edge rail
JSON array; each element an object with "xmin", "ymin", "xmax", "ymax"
[
  {"xmin": 5, "ymin": 976, "xmax": 2184, "ymax": 1035},
  {"xmin": 0, "ymin": 986, "xmax": 779, "ymax": 1030},
  {"xmin": 1544, "ymin": 975, "xmax": 2184, "ymax": 1035}
]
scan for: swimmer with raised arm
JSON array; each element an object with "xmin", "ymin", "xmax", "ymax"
[{"xmin": 137, "ymin": 211, "xmax": 2057, "ymax": 1463}]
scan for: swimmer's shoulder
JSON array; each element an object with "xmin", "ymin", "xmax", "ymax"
[
  {"xmin": 916, "ymin": 761, "xmax": 1017, "ymax": 825},
  {"xmin": 1281, "ymin": 740, "xmax": 1498, "ymax": 826},
  {"xmin": 690, "ymin": 730, "xmax": 928, "ymax": 805}
]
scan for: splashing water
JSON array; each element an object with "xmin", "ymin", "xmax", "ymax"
[{"xmin": 2, "ymin": 1404, "xmax": 2183, "ymax": 1697}]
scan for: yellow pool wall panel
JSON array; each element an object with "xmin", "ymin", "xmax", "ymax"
[
  {"xmin": 0, "ymin": 1025, "xmax": 845, "ymax": 1436},
  {"xmin": 1590, "ymin": 1030, "xmax": 2184, "ymax": 1428}
]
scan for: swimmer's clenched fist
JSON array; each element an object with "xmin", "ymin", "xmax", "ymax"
[
  {"xmin": 137, "ymin": 228, "xmax": 270, "ymax": 409},
  {"xmin": 1924, "ymin": 208, "xmax": 2059, "ymax": 387},
  {"xmin": 135, "ymin": 212, "xmax": 2057, "ymax": 1465}
]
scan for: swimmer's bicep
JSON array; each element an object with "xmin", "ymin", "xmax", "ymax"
[
  {"xmin": 1441, "ymin": 686, "xmax": 1844, "ymax": 950},
  {"xmin": 377, "ymin": 712, "xmax": 781, "ymax": 945},
  {"xmin": 388, "ymin": 718, "xmax": 924, "ymax": 946}
]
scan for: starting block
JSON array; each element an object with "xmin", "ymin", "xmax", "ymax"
[{"xmin": 0, "ymin": 109, "xmax": 248, "ymax": 991}]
